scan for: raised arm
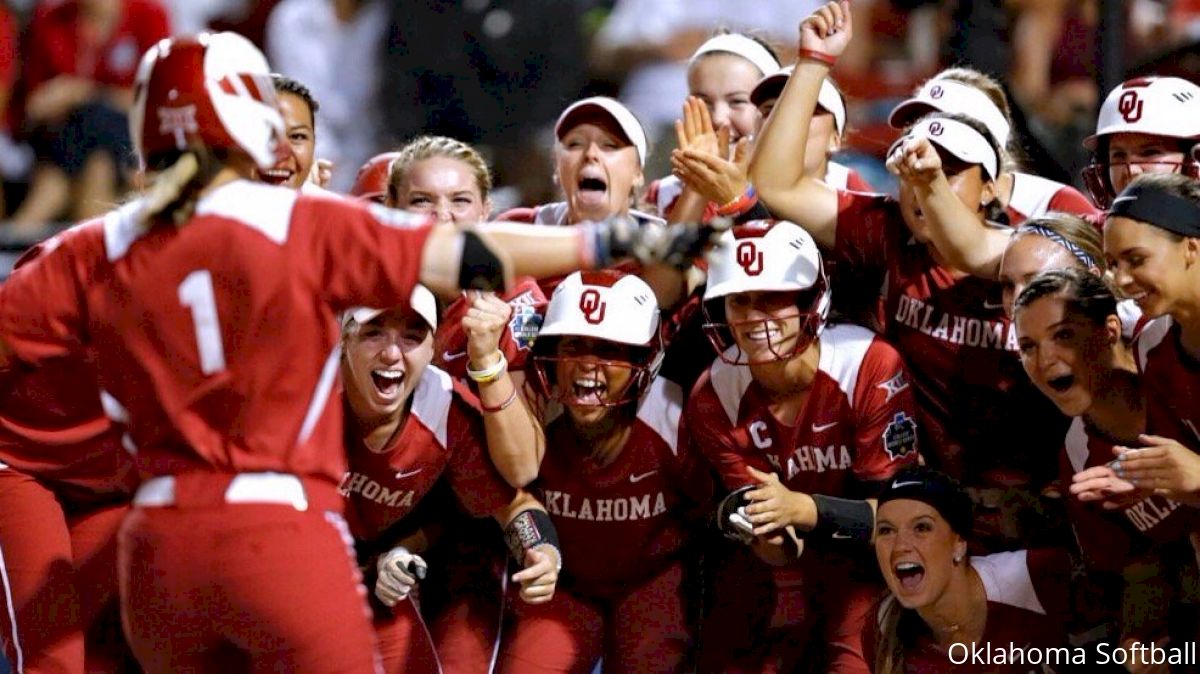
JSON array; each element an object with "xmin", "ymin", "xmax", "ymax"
[
  {"xmin": 887, "ymin": 136, "xmax": 1012, "ymax": 278},
  {"xmin": 747, "ymin": 1, "xmax": 851, "ymax": 249}
]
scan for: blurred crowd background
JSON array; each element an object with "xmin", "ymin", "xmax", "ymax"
[{"xmin": 1, "ymin": 0, "xmax": 1199, "ymax": 256}]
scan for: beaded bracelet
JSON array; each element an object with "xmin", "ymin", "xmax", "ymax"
[
  {"xmin": 797, "ymin": 48, "xmax": 837, "ymax": 66},
  {"xmin": 467, "ymin": 351, "xmax": 508, "ymax": 384},
  {"xmin": 716, "ymin": 184, "xmax": 759, "ymax": 217},
  {"xmin": 480, "ymin": 386, "xmax": 520, "ymax": 413}
]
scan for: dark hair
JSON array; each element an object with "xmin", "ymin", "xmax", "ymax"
[
  {"xmin": 271, "ymin": 74, "xmax": 320, "ymax": 121},
  {"xmin": 913, "ymin": 111, "xmax": 1007, "ymax": 225},
  {"xmin": 1013, "ymin": 267, "xmax": 1118, "ymax": 326}
]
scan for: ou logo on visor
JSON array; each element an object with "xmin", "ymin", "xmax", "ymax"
[
  {"xmin": 1118, "ymin": 91, "xmax": 1144, "ymax": 123},
  {"xmin": 929, "ymin": 85, "xmax": 944, "ymax": 99},
  {"xmin": 736, "ymin": 241, "xmax": 764, "ymax": 276},
  {"xmin": 579, "ymin": 289, "xmax": 607, "ymax": 325},
  {"xmin": 927, "ymin": 121, "xmax": 944, "ymax": 136}
]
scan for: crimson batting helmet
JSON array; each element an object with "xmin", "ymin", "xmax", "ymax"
[
  {"xmin": 130, "ymin": 32, "xmax": 286, "ymax": 171},
  {"xmin": 702, "ymin": 220, "xmax": 830, "ymax": 365},
  {"xmin": 1082, "ymin": 76, "xmax": 1200, "ymax": 208},
  {"xmin": 530, "ymin": 270, "xmax": 663, "ymax": 407},
  {"xmin": 350, "ymin": 151, "xmax": 402, "ymax": 204}
]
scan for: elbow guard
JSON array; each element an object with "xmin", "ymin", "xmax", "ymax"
[
  {"xmin": 811, "ymin": 494, "xmax": 874, "ymax": 543},
  {"xmin": 459, "ymin": 230, "xmax": 506, "ymax": 291}
]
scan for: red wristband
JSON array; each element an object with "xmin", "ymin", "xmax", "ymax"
[
  {"xmin": 797, "ymin": 48, "xmax": 837, "ymax": 66},
  {"xmin": 716, "ymin": 185, "xmax": 758, "ymax": 217},
  {"xmin": 480, "ymin": 386, "xmax": 519, "ymax": 413}
]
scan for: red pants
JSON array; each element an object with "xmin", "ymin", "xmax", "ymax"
[
  {"xmin": 0, "ymin": 466, "xmax": 131, "ymax": 674},
  {"xmin": 373, "ymin": 595, "xmax": 441, "ymax": 674},
  {"xmin": 119, "ymin": 476, "xmax": 380, "ymax": 673},
  {"xmin": 429, "ymin": 534, "xmax": 509, "ymax": 674},
  {"xmin": 497, "ymin": 561, "xmax": 691, "ymax": 674},
  {"xmin": 699, "ymin": 546, "xmax": 874, "ymax": 674}
]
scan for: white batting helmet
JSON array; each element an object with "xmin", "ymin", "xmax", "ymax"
[
  {"xmin": 703, "ymin": 220, "xmax": 830, "ymax": 364},
  {"xmin": 530, "ymin": 270, "xmax": 662, "ymax": 406},
  {"xmin": 130, "ymin": 32, "xmax": 286, "ymax": 171},
  {"xmin": 1082, "ymin": 76, "xmax": 1200, "ymax": 207}
]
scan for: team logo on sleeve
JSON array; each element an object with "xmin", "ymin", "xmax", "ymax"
[
  {"xmin": 876, "ymin": 371, "xmax": 910, "ymax": 402},
  {"xmin": 883, "ymin": 411, "xmax": 918, "ymax": 461}
]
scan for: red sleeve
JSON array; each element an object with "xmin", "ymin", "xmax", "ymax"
[
  {"xmin": 495, "ymin": 207, "xmax": 537, "ymax": 223},
  {"xmin": 0, "ymin": 9, "xmax": 17, "ymax": 90},
  {"xmin": 1047, "ymin": 185, "xmax": 1103, "ymax": 220},
  {"xmin": 22, "ymin": 10, "xmax": 60, "ymax": 94},
  {"xmin": 0, "ymin": 226, "xmax": 99, "ymax": 364},
  {"xmin": 845, "ymin": 169, "xmax": 875, "ymax": 193},
  {"xmin": 445, "ymin": 396, "xmax": 518, "ymax": 516},
  {"xmin": 1060, "ymin": 449, "xmax": 1134, "ymax": 573},
  {"xmin": 850, "ymin": 339, "xmax": 920, "ymax": 481},
  {"xmin": 297, "ymin": 195, "xmax": 434, "ymax": 314},
  {"xmin": 432, "ymin": 277, "xmax": 547, "ymax": 376},
  {"xmin": 833, "ymin": 189, "xmax": 899, "ymax": 272},
  {"xmin": 686, "ymin": 375, "xmax": 771, "ymax": 490},
  {"xmin": 1026, "ymin": 548, "xmax": 1074, "ymax": 628},
  {"xmin": 666, "ymin": 415, "xmax": 716, "ymax": 518}
]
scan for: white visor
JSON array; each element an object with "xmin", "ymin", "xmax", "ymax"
[
  {"xmin": 889, "ymin": 78, "xmax": 1011, "ymax": 147},
  {"xmin": 689, "ymin": 34, "xmax": 780, "ymax": 80},
  {"xmin": 555, "ymin": 96, "xmax": 648, "ymax": 168},
  {"xmin": 891, "ymin": 117, "xmax": 999, "ymax": 181},
  {"xmin": 344, "ymin": 285, "xmax": 438, "ymax": 332},
  {"xmin": 751, "ymin": 68, "xmax": 846, "ymax": 136}
]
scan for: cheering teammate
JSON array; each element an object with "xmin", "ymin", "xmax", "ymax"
[
  {"xmin": 751, "ymin": 2, "xmax": 1066, "ymax": 494},
  {"xmin": 497, "ymin": 270, "xmax": 713, "ymax": 674},
  {"xmin": 339, "ymin": 290, "xmax": 560, "ymax": 674},
  {"xmin": 0, "ymin": 32, "xmax": 715, "ymax": 672},
  {"xmin": 689, "ymin": 220, "xmax": 919, "ymax": 673}
]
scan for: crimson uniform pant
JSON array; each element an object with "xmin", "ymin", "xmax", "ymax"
[
  {"xmin": 429, "ymin": 534, "xmax": 509, "ymax": 674},
  {"xmin": 699, "ymin": 546, "xmax": 875, "ymax": 674},
  {"xmin": 118, "ymin": 476, "xmax": 380, "ymax": 673},
  {"xmin": 497, "ymin": 561, "xmax": 691, "ymax": 674},
  {"xmin": 0, "ymin": 466, "xmax": 131, "ymax": 674},
  {"xmin": 372, "ymin": 594, "xmax": 441, "ymax": 674}
]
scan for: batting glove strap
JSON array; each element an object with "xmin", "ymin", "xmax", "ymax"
[
  {"xmin": 506, "ymin": 509, "xmax": 561, "ymax": 571},
  {"xmin": 811, "ymin": 494, "xmax": 874, "ymax": 543},
  {"xmin": 715, "ymin": 485, "xmax": 756, "ymax": 545}
]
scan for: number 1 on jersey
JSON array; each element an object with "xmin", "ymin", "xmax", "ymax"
[{"xmin": 178, "ymin": 270, "xmax": 227, "ymax": 374}]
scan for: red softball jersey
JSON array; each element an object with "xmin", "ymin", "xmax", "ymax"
[
  {"xmin": 833, "ymin": 190, "xmax": 1067, "ymax": 481},
  {"xmin": 340, "ymin": 366, "xmax": 516, "ymax": 542},
  {"xmin": 533, "ymin": 376, "xmax": 712, "ymax": 599},
  {"xmin": 0, "ymin": 180, "xmax": 433, "ymax": 488}
]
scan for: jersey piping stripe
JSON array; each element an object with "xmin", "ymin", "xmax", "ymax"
[
  {"xmin": 0, "ymin": 542, "xmax": 24, "ymax": 673},
  {"xmin": 296, "ymin": 344, "xmax": 341, "ymax": 446}
]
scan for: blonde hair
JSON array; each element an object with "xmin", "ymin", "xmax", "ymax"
[
  {"xmin": 874, "ymin": 596, "xmax": 908, "ymax": 674},
  {"xmin": 388, "ymin": 135, "xmax": 493, "ymax": 206}
]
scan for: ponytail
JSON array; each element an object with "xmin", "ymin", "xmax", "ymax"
[{"xmin": 139, "ymin": 148, "xmax": 226, "ymax": 229}]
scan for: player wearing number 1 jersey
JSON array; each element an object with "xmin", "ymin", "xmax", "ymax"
[{"xmin": 0, "ymin": 32, "xmax": 706, "ymax": 673}]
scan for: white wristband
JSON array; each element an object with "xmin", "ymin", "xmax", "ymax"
[{"xmin": 467, "ymin": 351, "xmax": 507, "ymax": 384}]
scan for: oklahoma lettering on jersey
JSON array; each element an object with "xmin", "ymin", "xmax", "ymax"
[
  {"xmin": 341, "ymin": 366, "xmax": 515, "ymax": 542},
  {"xmin": 865, "ymin": 549, "xmax": 1073, "ymax": 674},
  {"xmin": 0, "ymin": 181, "xmax": 433, "ymax": 487},
  {"xmin": 534, "ymin": 376, "xmax": 711, "ymax": 598},
  {"xmin": 833, "ymin": 190, "xmax": 1067, "ymax": 481},
  {"xmin": 1135, "ymin": 317, "xmax": 1200, "ymax": 450},
  {"xmin": 1061, "ymin": 418, "xmax": 1191, "ymax": 573},
  {"xmin": 689, "ymin": 323, "xmax": 920, "ymax": 496}
]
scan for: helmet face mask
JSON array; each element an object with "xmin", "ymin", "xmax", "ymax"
[
  {"xmin": 529, "ymin": 270, "xmax": 662, "ymax": 409},
  {"xmin": 1083, "ymin": 153, "xmax": 1200, "ymax": 208},
  {"xmin": 530, "ymin": 338, "xmax": 661, "ymax": 408},
  {"xmin": 702, "ymin": 282, "xmax": 827, "ymax": 365}
]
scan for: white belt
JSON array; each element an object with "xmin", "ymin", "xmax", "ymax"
[{"xmin": 134, "ymin": 473, "xmax": 310, "ymax": 511}]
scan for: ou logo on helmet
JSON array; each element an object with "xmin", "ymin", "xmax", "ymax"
[
  {"xmin": 1118, "ymin": 91, "xmax": 1144, "ymax": 123},
  {"xmin": 579, "ymin": 288, "xmax": 607, "ymax": 325},
  {"xmin": 736, "ymin": 241, "xmax": 764, "ymax": 276}
]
